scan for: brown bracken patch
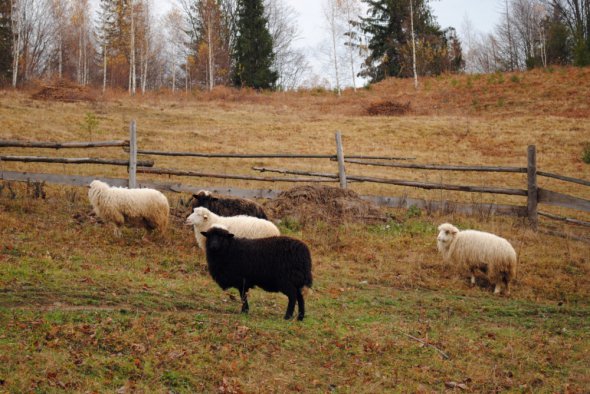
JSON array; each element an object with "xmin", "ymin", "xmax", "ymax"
[
  {"xmin": 264, "ymin": 185, "xmax": 386, "ymax": 226},
  {"xmin": 31, "ymin": 79, "xmax": 98, "ymax": 102},
  {"xmin": 365, "ymin": 100, "xmax": 411, "ymax": 116}
]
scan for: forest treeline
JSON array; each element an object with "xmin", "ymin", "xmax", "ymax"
[{"xmin": 0, "ymin": 0, "xmax": 588, "ymax": 92}]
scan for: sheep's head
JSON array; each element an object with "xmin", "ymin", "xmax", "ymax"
[
  {"xmin": 190, "ymin": 190, "xmax": 216, "ymax": 209},
  {"xmin": 185, "ymin": 207, "xmax": 211, "ymax": 227},
  {"xmin": 201, "ymin": 225, "xmax": 234, "ymax": 251},
  {"xmin": 89, "ymin": 180, "xmax": 108, "ymax": 190},
  {"xmin": 437, "ymin": 223, "xmax": 459, "ymax": 247}
]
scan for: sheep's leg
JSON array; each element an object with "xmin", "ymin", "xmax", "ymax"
[
  {"xmin": 296, "ymin": 288, "xmax": 305, "ymax": 321},
  {"xmin": 239, "ymin": 287, "xmax": 249, "ymax": 314},
  {"xmin": 470, "ymin": 275, "xmax": 476, "ymax": 286},
  {"xmin": 283, "ymin": 286, "xmax": 297, "ymax": 320}
]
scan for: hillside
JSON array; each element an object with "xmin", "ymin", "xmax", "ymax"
[{"xmin": 0, "ymin": 67, "xmax": 589, "ymax": 392}]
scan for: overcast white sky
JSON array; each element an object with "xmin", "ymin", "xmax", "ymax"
[{"xmin": 149, "ymin": 0, "xmax": 503, "ymax": 86}]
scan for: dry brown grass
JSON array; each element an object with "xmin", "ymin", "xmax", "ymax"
[{"xmin": 1, "ymin": 67, "xmax": 588, "ymax": 225}]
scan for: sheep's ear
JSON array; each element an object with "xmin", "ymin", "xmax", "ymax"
[
  {"xmin": 451, "ymin": 228, "xmax": 458, "ymax": 234},
  {"xmin": 203, "ymin": 214, "xmax": 208, "ymax": 221},
  {"xmin": 200, "ymin": 232, "xmax": 208, "ymax": 237}
]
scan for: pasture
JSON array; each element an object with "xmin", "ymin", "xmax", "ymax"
[{"xmin": 1, "ymin": 68, "xmax": 589, "ymax": 392}]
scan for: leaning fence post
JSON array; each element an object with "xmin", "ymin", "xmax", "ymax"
[
  {"xmin": 527, "ymin": 145, "xmax": 538, "ymax": 230},
  {"xmin": 335, "ymin": 131, "xmax": 347, "ymax": 189},
  {"xmin": 129, "ymin": 120, "xmax": 137, "ymax": 188}
]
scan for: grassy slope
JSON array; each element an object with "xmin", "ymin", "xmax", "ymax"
[{"xmin": 1, "ymin": 67, "xmax": 589, "ymax": 392}]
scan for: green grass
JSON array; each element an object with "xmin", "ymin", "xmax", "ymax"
[{"xmin": 0, "ymin": 185, "xmax": 588, "ymax": 392}]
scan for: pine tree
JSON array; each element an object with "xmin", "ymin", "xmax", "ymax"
[
  {"xmin": 360, "ymin": 0, "xmax": 448, "ymax": 83},
  {"xmin": 0, "ymin": 0, "xmax": 12, "ymax": 84},
  {"xmin": 232, "ymin": 0, "xmax": 277, "ymax": 89}
]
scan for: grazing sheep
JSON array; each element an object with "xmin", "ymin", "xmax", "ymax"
[
  {"xmin": 88, "ymin": 180, "xmax": 169, "ymax": 236},
  {"xmin": 201, "ymin": 225, "xmax": 313, "ymax": 320},
  {"xmin": 189, "ymin": 190, "xmax": 268, "ymax": 219},
  {"xmin": 437, "ymin": 223, "xmax": 517, "ymax": 295},
  {"xmin": 186, "ymin": 206, "xmax": 279, "ymax": 250}
]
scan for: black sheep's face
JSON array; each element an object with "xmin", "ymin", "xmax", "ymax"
[
  {"xmin": 191, "ymin": 193, "xmax": 217, "ymax": 209},
  {"xmin": 201, "ymin": 227, "xmax": 234, "ymax": 251}
]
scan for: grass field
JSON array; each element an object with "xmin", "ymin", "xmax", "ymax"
[{"xmin": 1, "ymin": 68, "xmax": 589, "ymax": 392}]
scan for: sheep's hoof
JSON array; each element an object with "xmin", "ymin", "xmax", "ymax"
[
  {"xmin": 297, "ymin": 314, "xmax": 304, "ymax": 321},
  {"xmin": 284, "ymin": 314, "xmax": 293, "ymax": 320}
]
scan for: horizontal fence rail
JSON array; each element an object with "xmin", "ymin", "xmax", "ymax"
[
  {"xmin": 0, "ymin": 155, "xmax": 154, "ymax": 167},
  {"xmin": 538, "ymin": 171, "xmax": 590, "ymax": 187},
  {"xmin": 343, "ymin": 159, "xmax": 528, "ymax": 173},
  {"xmin": 538, "ymin": 189, "xmax": 590, "ymax": 212},
  {"xmin": 0, "ymin": 140, "xmax": 129, "ymax": 149},
  {"xmin": 252, "ymin": 166, "xmax": 529, "ymax": 196},
  {"xmin": 137, "ymin": 167, "xmax": 340, "ymax": 183},
  {"xmin": 131, "ymin": 148, "xmax": 416, "ymax": 161},
  {"xmin": 538, "ymin": 211, "xmax": 590, "ymax": 227}
]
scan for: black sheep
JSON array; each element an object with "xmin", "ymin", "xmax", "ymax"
[
  {"xmin": 201, "ymin": 226, "xmax": 313, "ymax": 321},
  {"xmin": 189, "ymin": 190, "xmax": 268, "ymax": 219}
]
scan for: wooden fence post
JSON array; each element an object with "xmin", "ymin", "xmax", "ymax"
[
  {"xmin": 129, "ymin": 120, "xmax": 137, "ymax": 188},
  {"xmin": 527, "ymin": 145, "xmax": 538, "ymax": 230},
  {"xmin": 335, "ymin": 131, "xmax": 347, "ymax": 189}
]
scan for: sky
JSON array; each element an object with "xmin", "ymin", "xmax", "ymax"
[{"xmin": 152, "ymin": 0, "xmax": 503, "ymax": 86}]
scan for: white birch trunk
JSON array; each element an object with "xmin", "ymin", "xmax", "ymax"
[
  {"xmin": 129, "ymin": 0, "xmax": 136, "ymax": 95},
  {"xmin": 102, "ymin": 45, "xmax": 107, "ymax": 93},
  {"xmin": 329, "ymin": 2, "xmax": 341, "ymax": 96},
  {"xmin": 410, "ymin": 0, "xmax": 418, "ymax": 90}
]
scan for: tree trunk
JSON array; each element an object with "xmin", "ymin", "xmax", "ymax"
[
  {"xmin": 410, "ymin": 0, "xmax": 418, "ymax": 89},
  {"xmin": 102, "ymin": 45, "xmax": 107, "ymax": 93},
  {"xmin": 129, "ymin": 0, "xmax": 136, "ymax": 95}
]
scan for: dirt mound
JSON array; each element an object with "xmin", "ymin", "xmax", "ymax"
[
  {"xmin": 31, "ymin": 80, "xmax": 97, "ymax": 102},
  {"xmin": 365, "ymin": 100, "xmax": 411, "ymax": 116},
  {"xmin": 264, "ymin": 185, "xmax": 386, "ymax": 226}
]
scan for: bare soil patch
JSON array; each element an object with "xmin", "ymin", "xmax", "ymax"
[{"xmin": 264, "ymin": 185, "xmax": 387, "ymax": 225}]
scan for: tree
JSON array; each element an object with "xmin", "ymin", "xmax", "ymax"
[
  {"xmin": 233, "ymin": 0, "xmax": 277, "ymax": 89},
  {"xmin": 360, "ymin": 0, "xmax": 453, "ymax": 83},
  {"xmin": 265, "ymin": 0, "xmax": 309, "ymax": 91},
  {"xmin": 0, "ymin": 0, "xmax": 11, "ymax": 84},
  {"xmin": 547, "ymin": 0, "xmax": 590, "ymax": 66}
]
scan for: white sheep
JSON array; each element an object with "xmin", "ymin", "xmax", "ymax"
[
  {"xmin": 88, "ymin": 180, "xmax": 170, "ymax": 237},
  {"xmin": 437, "ymin": 223, "xmax": 517, "ymax": 295},
  {"xmin": 186, "ymin": 206, "xmax": 280, "ymax": 250}
]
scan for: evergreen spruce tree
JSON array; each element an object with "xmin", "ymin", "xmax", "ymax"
[
  {"xmin": 360, "ymin": 0, "xmax": 445, "ymax": 83},
  {"xmin": 0, "ymin": 0, "xmax": 11, "ymax": 84},
  {"xmin": 233, "ymin": 0, "xmax": 277, "ymax": 89}
]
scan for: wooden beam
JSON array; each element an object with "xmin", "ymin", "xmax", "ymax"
[
  {"xmin": 0, "ymin": 155, "xmax": 154, "ymax": 167},
  {"xmin": 130, "ymin": 149, "xmax": 415, "ymax": 161},
  {"xmin": 128, "ymin": 120, "xmax": 137, "ymax": 188},
  {"xmin": 0, "ymin": 140, "xmax": 129, "ymax": 148},
  {"xmin": 538, "ymin": 211, "xmax": 590, "ymax": 228},
  {"xmin": 343, "ymin": 158, "xmax": 527, "ymax": 173},
  {"xmin": 538, "ymin": 188, "xmax": 590, "ymax": 212},
  {"xmin": 0, "ymin": 171, "xmax": 281, "ymax": 198},
  {"xmin": 527, "ymin": 145, "xmax": 538, "ymax": 229},
  {"xmin": 362, "ymin": 194, "xmax": 527, "ymax": 217},
  {"xmin": 253, "ymin": 166, "xmax": 528, "ymax": 196},
  {"xmin": 137, "ymin": 166, "xmax": 338, "ymax": 183},
  {"xmin": 538, "ymin": 171, "xmax": 590, "ymax": 187},
  {"xmin": 335, "ymin": 131, "xmax": 347, "ymax": 189}
]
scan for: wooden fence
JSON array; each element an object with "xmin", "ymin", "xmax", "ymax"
[{"xmin": 1, "ymin": 121, "xmax": 589, "ymax": 232}]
